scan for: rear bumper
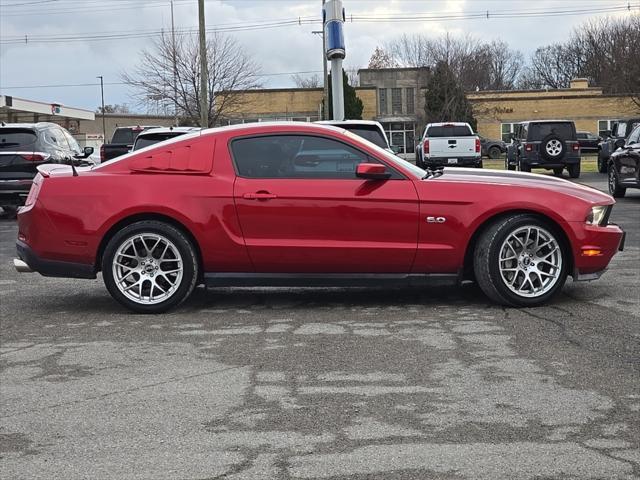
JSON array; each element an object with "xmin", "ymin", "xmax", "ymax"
[
  {"xmin": 16, "ymin": 239, "xmax": 96, "ymax": 279},
  {"xmin": 0, "ymin": 180, "xmax": 31, "ymax": 206},
  {"xmin": 424, "ymin": 156, "xmax": 482, "ymax": 167},
  {"xmin": 521, "ymin": 155, "xmax": 581, "ymax": 168}
]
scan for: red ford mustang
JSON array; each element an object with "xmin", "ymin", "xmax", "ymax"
[{"xmin": 14, "ymin": 123, "xmax": 624, "ymax": 313}]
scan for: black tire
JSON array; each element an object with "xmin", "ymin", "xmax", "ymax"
[
  {"xmin": 1, "ymin": 205, "xmax": 18, "ymax": 219},
  {"xmin": 505, "ymin": 156, "xmax": 516, "ymax": 171},
  {"xmin": 102, "ymin": 220, "xmax": 199, "ymax": 313},
  {"xmin": 473, "ymin": 214, "xmax": 568, "ymax": 307},
  {"xmin": 597, "ymin": 153, "xmax": 607, "ymax": 174},
  {"xmin": 567, "ymin": 162, "xmax": 580, "ymax": 179},
  {"xmin": 553, "ymin": 167, "xmax": 563, "ymax": 176},
  {"xmin": 608, "ymin": 164, "xmax": 626, "ymax": 198},
  {"xmin": 540, "ymin": 135, "xmax": 566, "ymax": 162},
  {"xmin": 518, "ymin": 160, "xmax": 531, "ymax": 173},
  {"xmin": 488, "ymin": 146, "xmax": 501, "ymax": 159}
]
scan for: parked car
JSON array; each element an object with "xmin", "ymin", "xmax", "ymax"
[
  {"xmin": 132, "ymin": 126, "xmax": 201, "ymax": 151},
  {"xmin": 0, "ymin": 122, "xmax": 93, "ymax": 214},
  {"xmin": 598, "ymin": 118, "xmax": 640, "ymax": 173},
  {"xmin": 416, "ymin": 122, "xmax": 482, "ymax": 168},
  {"xmin": 576, "ymin": 131, "xmax": 601, "ymax": 152},
  {"xmin": 608, "ymin": 124, "xmax": 640, "ymax": 198},
  {"xmin": 505, "ymin": 120, "xmax": 581, "ymax": 178},
  {"xmin": 315, "ymin": 120, "xmax": 398, "ymax": 154},
  {"xmin": 100, "ymin": 125, "xmax": 161, "ymax": 163},
  {"xmin": 14, "ymin": 122, "xmax": 624, "ymax": 313},
  {"xmin": 479, "ymin": 135, "xmax": 506, "ymax": 159}
]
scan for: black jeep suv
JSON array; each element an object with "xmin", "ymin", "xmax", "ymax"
[{"xmin": 505, "ymin": 120, "xmax": 581, "ymax": 178}]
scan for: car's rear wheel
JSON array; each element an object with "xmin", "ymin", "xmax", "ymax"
[
  {"xmin": 518, "ymin": 160, "xmax": 531, "ymax": 173},
  {"xmin": 608, "ymin": 164, "xmax": 626, "ymax": 198},
  {"xmin": 488, "ymin": 146, "xmax": 501, "ymax": 159},
  {"xmin": 102, "ymin": 220, "xmax": 199, "ymax": 313},
  {"xmin": 474, "ymin": 214, "xmax": 568, "ymax": 307},
  {"xmin": 567, "ymin": 163, "xmax": 580, "ymax": 179}
]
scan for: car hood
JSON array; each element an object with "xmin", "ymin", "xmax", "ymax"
[{"xmin": 431, "ymin": 168, "xmax": 613, "ymax": 204}]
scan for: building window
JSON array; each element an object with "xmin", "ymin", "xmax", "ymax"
[
  {"xmin": 381, "ymin": 121, "xmax": 416, "ymax": 154},
  {"xmin": 405, "ymin": 88, "xmax": 414, "ymax": 114},
  {"xmin": 501, "ymin": 123, "xmax": 517, "ymax": 143},
  {"xmin": 598, "ymin": 119, "xmax": 618, "ymax": 137},
  {"xmin": 379, "ymin": 88, "xmax": 388, "ymax": 115},
  {"xmin": 391, "ymin": 88, "xmax": 402, "ymax": 114}
]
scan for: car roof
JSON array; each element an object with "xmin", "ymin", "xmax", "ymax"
[
  {"xmin": 136, "ymin": 126, "xmax": 201, "ymax": 137},
  {"xmin": 425, "ymin": 122, "xmax": 470, "ymax": 127},
  {"xmin": 0, "ymin": 122, "xmax": 62, "ymax": 130},
  {"xmin": 316, "ymin": 120, "xmax": 383, "ymax": 127}
]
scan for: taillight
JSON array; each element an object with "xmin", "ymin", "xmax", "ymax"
[
  {"xmin": 525, "ymin": 143, "xmax": 533, "ymax": 152},
  {"xmin": 423, "ymin": 140, "xmax": 429, "ymax": 155},
  {"xmin": 475, "ymin": 138, "xmax": 481, "ymax": 153},
  {"xmin": 572, "ymin": 143, "xmax": 580, "ymax": 152},
  {"xmin": 21, "ymin": 153, "xmax": 46, "ymax": 162},
  {"xmin": 100, "ymin": 144, "xmax": 105, "ymax": 162}
]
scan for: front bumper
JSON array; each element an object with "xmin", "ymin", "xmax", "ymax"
[
  {"xmin": 15, "ymin": 239, "xmax": 96, "ymax": 279},
  {"xmin": 571, "ymin": 223, "xmax": 625, "ymax": 281}
]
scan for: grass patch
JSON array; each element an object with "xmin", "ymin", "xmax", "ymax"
[{"xmin": 483, "ymin": 154, "xmax": 599, "ymax": 173}]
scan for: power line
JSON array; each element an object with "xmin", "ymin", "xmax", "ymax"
[{"xmin": 0, "ymin": 70, "xmax": 324, "ymax": 90}]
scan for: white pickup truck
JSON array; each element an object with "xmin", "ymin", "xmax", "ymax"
[{"xmin": 416, "ymin": 122, "xmax": 482, "ymax": 169}]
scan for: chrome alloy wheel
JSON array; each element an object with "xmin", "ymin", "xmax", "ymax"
[
  {"xmin": 498, "ymin": 226, "xmax": 562, "ymax": 298},
  {"xmin": 545, "ymin": 139, "xmax": 562, "ymax": 157},
  {"xmin": 112, "ymin": 233, "xmax": 184, "ymax": 305}
]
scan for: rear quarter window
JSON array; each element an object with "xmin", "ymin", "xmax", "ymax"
[
  {"xmin": 426, "ymin": 125, "xmax": 473, "ymax": 137},
  {"xmin": 528, "ymin": 123, "xmax": 575, "ymax": 141},
  {"xmin": 0, "ymin": 128, "xmax": 37, "ymax": 150},
  {"xmin": 340, "ymin": 126, "xmax": 389, "ymax": 148}
]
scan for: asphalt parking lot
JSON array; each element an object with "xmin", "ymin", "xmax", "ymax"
[{"xmin": 0, "ymin": 172, "xmax": 638, "ymax": 480}]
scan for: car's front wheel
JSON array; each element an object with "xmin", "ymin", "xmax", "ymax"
[
  {"xmin": 608, "ymin": 164, "xmax": 626, "ymax": 198},
  {"xmin": 488, "ymin": 146, "xmax": 501, "ymax": 159},
  {"xmin": 102, "ymin": 220, "xmax": 199, "ymax": 313},
  {"xmin": 474, "ymin": 214, "xmax": 568, "ymax": 307},
  {"xmin": 597, "ymin": 153, "xmax": 607, "ymax": 173}
]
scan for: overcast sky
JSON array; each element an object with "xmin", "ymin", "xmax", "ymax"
[{"xmin": 0, "ymin": 0, "xmax": 636, "ymax": 113}]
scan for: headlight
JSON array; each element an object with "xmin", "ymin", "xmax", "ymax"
[{"xmin": 585, "ymin": 205, "xmax": 610, "ymax": 226}]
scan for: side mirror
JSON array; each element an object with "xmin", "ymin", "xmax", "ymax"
[
  {"xmin": 614, "ymin": 138, "xmax": 626, "ymax": 149},
  {"xmin": 83, "ymin": 146, "xmax": 94, "ymax": 157},
  {"xmin": 356, "ymin": 163, "xmax": 391, "ymax": 180}
]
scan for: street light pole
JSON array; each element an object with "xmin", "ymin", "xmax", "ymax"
[
  {"xmin": 197, "ymin": 0, "xmax": 209, "ymax": 128},
  {"xmin": 312, "ymin": 29, "xmax": 328, "ymax": 120},
  {"xmin": 170, "ymin": 0, "xmax": 178, "ymax": 126},
  {"xmin": 97, "ymin": 75, "xmax": 106, "ymax": 142}
]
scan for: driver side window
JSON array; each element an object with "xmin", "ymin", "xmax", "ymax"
[
  {"xmin": 231, "ymin": 134, "xmax": 397, "ymax": 179},
  {"xmin": 627, "ymin": 126, "xmax": 640, "ymax": 145}
]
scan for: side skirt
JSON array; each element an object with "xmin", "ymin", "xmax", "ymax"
[{"xmin": 204, "ymin": 272, "xmax": 459, "ymax": 288}]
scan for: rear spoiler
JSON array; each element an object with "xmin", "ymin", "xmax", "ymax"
[{"xmin": 37, "ymin": 164, "xmax": 76, "ymax": 178}]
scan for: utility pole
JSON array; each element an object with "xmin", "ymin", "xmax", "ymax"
[
  {"xmin": 312, "ymin": 28, "xmax": 328, "ymax": 120},
  {"xmin": 197, "ymin": 0, "xmax": 208, "ymax": 128},
  {"xmin": 97, "ymin": 75, "xmax": 106, "ymax": 142},
  {"xmin": 170, "ymin": 0, "xmax": 178, "ymax": 126},
  {"xmin": 324, "ymin": 0, "xmax": 345, "ymax": 120}
]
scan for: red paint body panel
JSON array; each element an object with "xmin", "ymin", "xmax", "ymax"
[{"xmin": 17, "ymin": 123, "xmax": 623, "ymax": 281}]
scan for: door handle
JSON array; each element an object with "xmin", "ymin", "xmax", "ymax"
[{"xmin": 243, "ymin": 192, "xmax": 277, "ymax": 200}]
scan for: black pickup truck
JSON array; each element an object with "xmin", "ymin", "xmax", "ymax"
[{"xmin": 100, "ymin": 126, "xmax": 161, "ymax": 163}]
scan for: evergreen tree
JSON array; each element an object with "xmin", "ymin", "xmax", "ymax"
[
  {"xmin": 328, "ymin": 69, "xmax": 364, "ymax": 119},
  {"xmin": 424, "ymin": 61, "xmax": 477, "ymax": 130}
]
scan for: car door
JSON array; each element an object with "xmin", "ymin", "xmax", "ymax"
[
  {"xmin": 231, "ymin": 134, "xmax": 420, "ymax": 273},
  {"xmin": 617, "ymin": 126, "xmax": 640, "ymax": 185}
]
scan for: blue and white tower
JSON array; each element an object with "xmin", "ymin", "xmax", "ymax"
[{"xmin": 324, "ymin": 0, "xmax": 345, "ymax": 120}]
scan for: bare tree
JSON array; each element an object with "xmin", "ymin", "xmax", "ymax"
[
  {"xmin": 96, "ymin": 104, "xmax": 130, "ymax": 114},
  {"xmin": 345, "ymin": 66, "xmax": 360, "ymax": 87},
  {"xmin": 123, "ymin": 32, "xmax": 262, "ymax": 127},
  {"xmin": 291, "ymin": 73, "xmax": 321, "ymax": 88},
  {"xmin": 519, "ymin": 15, "xmax": 640, "ymax": 106},
  {"xmin": 386, "ymin": 33, "xmax": 523, "ymax": 91},
  {"xmin": 367, "ymin": 46, "xmax": 397, "ymax": 68}
]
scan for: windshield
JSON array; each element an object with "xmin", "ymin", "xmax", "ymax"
[
  {"xmin": 339, "ymin": 125, "xmax": 389, "ymax": 149},
  {"xmin": 343, "ymin": 130, "xmax": 426, "ymax": 179},
  {"xmin": 426, "ymin": 125, "xmax": 473, "ymax": 137},
  {"xmin": 0, "ymin": 128, "xmax": 37, "ymax": 149}
]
